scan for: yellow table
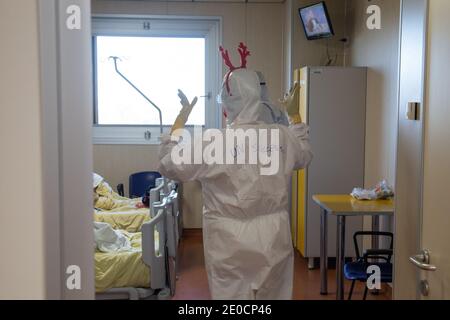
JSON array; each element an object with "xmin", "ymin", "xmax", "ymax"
[{"xmin": 312, "ymin": 195, "xmax": 394, "ymax": 300}]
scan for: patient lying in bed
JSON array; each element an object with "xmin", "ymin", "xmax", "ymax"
[
  {"xmin": 93, "ymin": 173, "xmax": 150, "ymax": 233},
  {"xmin": 93, "ymin": 173, "xmax": 143, "ymax": 211}
]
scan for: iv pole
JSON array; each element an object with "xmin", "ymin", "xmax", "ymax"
[{"xmin": 109, "ymin": 56, "xmax": 163, "ymax": 134}]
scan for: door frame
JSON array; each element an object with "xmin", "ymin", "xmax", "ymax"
[
  {"xmin": 38, "ymin": 0, "xmax": 61, "ymax": 299},
  {"xmin": 38, "ymin": 0, "xmax": 95, "ymax": 299}
]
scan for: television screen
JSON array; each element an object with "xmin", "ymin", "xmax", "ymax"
[{"xmin": 299, "ymin": 2, "xmax": 334, "ymax": 40}]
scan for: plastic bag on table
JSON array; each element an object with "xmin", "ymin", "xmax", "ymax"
[{"xmin": 351, "ymin": 180, "xmax": 394, "ymax": 200}]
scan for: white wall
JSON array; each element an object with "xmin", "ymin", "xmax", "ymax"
[
  {"xmin": 283, "ymin": 0, "xmax": 400, "ymax": 193},
  {"xmin": 283, "ymin": 0, "xmax": 347, "ymax": 100},
  {"xmin": 346, "ymin": 0, "xmax": 401, "ymax": 235},
  {"xmin": 91, "ymin": 0, "xmax": 285, "ymax": 228},
  {"xmin": 0, "ymin": 0, "xmax": 46, "ymax": 299},
  {"xmin": 287, "ymin": 0, "xmax": 400, "ymax": 189},
  {"xmin": 283, "ymin": 0, "xmax": 294, "ymax": 90},
  {"xmin": 347, "ymin": 0, "xmax": 400, "ymax": 188}
]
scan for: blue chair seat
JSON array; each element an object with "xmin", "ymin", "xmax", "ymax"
[
  {"xmin": 129, "ymin": 171, "xmax": 162, "ymax": 199},
  {"xmin": 344, "ymin": 261, "xmax": 393, "ymax": 282},
  {"xmin": 345, "ymin": 231, "xmax": 394, "ymax": 300}
]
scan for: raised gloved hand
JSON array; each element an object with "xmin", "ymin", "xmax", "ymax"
[
  {"xmin": 171, "ymin": 89, "xmax": 198, "ymax": 136},
  {"xmin": 280, "ymin": 82, "xmax": 302, "ymax": 125}
]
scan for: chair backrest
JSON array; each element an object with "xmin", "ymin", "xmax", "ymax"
[
  {"xmin": 129, "ymin": 171, "xmax": 162, "ymax": 198},
  {"xmin": 353, "ymin": 231, "xmax": 394, "ymax": 260}
]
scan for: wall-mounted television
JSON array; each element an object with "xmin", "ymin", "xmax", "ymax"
[{"xmin": 299, "ymin": 2, "xmax": 334, "ymax": 40}]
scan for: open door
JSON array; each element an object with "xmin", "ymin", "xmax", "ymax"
[
  {"xmin": 416, "ymin": 0, "xmax": 450, "ymax": 299},
  {"xmin": 394, "ymin": 0, "xmax": 450, "ymax": 299},
  {"xmin": 393, "ymin": 0, "xmax": 428, "ymax": 300}
]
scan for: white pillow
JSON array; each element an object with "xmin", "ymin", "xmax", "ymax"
[{"xmin": 93, "ymin": 173, "xmax": 104, "ymax": 189}]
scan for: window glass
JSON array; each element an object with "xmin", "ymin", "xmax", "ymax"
[{"xmin": 95, "ymin": 36, "xmax": 206, "ymax": 126}]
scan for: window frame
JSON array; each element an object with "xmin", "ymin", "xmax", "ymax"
[{"xmin": 91, "ymin": 14, "xmax": 222, "ymax": 145}]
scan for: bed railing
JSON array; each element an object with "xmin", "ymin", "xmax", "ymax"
[
  {"xmin": 143, "ymin": 185, "xmax": 181, "ymax": 295},
  {"xmin": 166, "ymin": 191, "xmax": 180, "ymax": 259},
  {"xmin": 149, "ymin": 184, "xmax": 165, "ymax": 218},
  {"xmin": 142, "ymin": 198, "xmax": 168, "ymax": 290},
  {"xmin": 149, "ymin": 177, "xmax": 175, "ymax": 216}
]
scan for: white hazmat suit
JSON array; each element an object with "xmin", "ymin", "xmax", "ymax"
[{"xmin": 158, "ymin": 68, "xmax": 312, "ymax": 300}]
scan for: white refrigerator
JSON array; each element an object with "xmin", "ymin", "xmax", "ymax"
[{"xmin": 292, "ymin": 66, "xmax": 367, "ymax": 267}]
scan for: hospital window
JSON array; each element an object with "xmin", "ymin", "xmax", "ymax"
[{"xmin": 92, "ymin": 16, "xmax": 221, "ymax": 145}]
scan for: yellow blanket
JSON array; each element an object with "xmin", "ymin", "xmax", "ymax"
[
  {"xmin": 94, "ymin": 181, "xmax": 143, "ymax": 211},
  {"xmin": 93, "ymin": 180, "xmax": 150, "ymax": 232},
  {"xmin": 94, "ymin": 209, "xmax": 150, "ymax": 233},
  {"xmin": 95, "ymin": 180, "xmax": 129, "ymax": 200},
  {"xmin": 95, "ymin": 232, "xmax": 151, "ymax": 293}
]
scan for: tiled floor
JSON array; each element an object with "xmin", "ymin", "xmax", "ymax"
[{"xmin": 172, "ymin": 229, "xmax": 391, "ymax": 300}]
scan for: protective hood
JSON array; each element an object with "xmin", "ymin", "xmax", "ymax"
[{"xmin": 219, "ymin": 69, "xmax": 288, "ymax": 127}]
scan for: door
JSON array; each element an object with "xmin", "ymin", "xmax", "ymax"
[
  {"xmin": 418, "ymin": 0, "xmax": 450, "ymax": 299},
  {"xmin": 393, "ymin": 0, "xmax": 428, "ymax": 299},
  {"xmin": 395, "ymin": 0, "xmax": 450, "ymax": 299}
]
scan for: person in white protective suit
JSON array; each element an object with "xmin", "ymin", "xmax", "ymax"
[{"xmin": 158, "ymin": 43, "xmax": 312, "ymax": 300}]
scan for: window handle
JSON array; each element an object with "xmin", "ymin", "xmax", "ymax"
[{"xmin": 200, "ymin": 92, "xmax": 212, "ymax": 100}]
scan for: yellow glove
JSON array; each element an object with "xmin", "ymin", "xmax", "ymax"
[
  {"xmin": 171, "ymin": 89, "xmax": 198, "ymax": 136},
  {"xmin": 280, "ymin": 82, "xmax": 302, "ymax": 125}
]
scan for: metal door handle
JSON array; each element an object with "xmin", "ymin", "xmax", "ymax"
[{"xmin": 409, "ymin": 250, "xmax": 437, "ymax": 271}]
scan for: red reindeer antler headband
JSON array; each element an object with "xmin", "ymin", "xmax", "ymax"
[{"xmin": 219, "ymin": 42, "xmax": 251, "ymax": 95}]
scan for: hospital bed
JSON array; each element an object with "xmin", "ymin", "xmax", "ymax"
[
  {"xmin": 94, "ymin": 177, "xmax": 178, "ymax": 233},
  {"xmin": 153, "ymin": 178, "xmax": 182, "ymax": 239},
  {"xmin": 95, "ymin": 181, "xmax": 181, "ymax": 300},
  {"xmin": 148, "ymin": 178, "xmax": 182, "ymax": 293},
  {"xmin": 93, "ymin": 175, "xmax": 150, "ymax": 232},
  {"xmin": 94, "ymin": 208, "xmax": 150, "ymax": 233},
  {"xmin": 150, "ymin": 177, "xmax": 183, "ymax": 247}
]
